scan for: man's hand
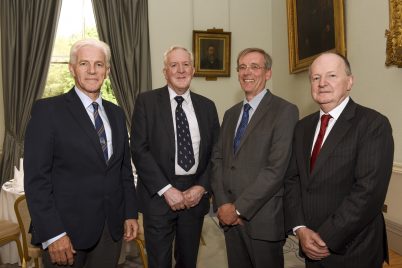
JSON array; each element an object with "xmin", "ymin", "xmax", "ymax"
[
  {"xmin": 48, "ymin": 235, "xmax": 76, "ymax": 266},
  {"xmin": 183, "ymin": 185, "xmax": 205, "ymax": 208},
  {"xmin": 163, "ymin": 187, "xmax": 185, "ymax": 211},
  {"xmin": 296, "ymin": 227, "xmax": 330, "ymax": 260},
  {"xmin": 124, "ymin": 219, "xmax": 139, "ymax": 241},
  {"xmin": 217, "ymin": 203, "xmax": 241, "ymax": 226}
]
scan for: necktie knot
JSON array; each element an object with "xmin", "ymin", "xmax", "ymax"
[
  {"xmin": 321, "ymin": 114, "xmax": 331, "ymax": 126},
  {"xmin": 92, "ymin": 102, "xmax": 99, "ymax": 111},
  {"xmin": 175, "ymin": 96, "xmax": 184, "ymax": 107},
  {"xmin": 243, "ymin": 103, "xmax": 251, "ymax": 113}
]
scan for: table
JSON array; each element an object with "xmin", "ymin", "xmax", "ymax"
[{"xmin": 0, "ymin": 180, "xmax": 24, "ymax": 264}]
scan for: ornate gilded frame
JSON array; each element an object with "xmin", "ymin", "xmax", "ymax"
[
  {"xmin": 385, "ymin": 0, "xmax": 402, "ymax": 67},
  {"xmin": 287, "ymin": 0, "xmax": 346, "ymax": 73},
  {"xmin": 193, "ymin": 30, "xmax": 231, "ymax": 77}
]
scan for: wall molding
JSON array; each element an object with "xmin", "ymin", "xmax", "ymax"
[
  {"xmin": 393, "ymin": 162, "xmax": 402, "ymax": 174},
  {"xmin": 386, "ymin": 218, "xmax": 402, "ymax": 255}
]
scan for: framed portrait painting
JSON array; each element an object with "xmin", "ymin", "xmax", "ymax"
[
  {"xmin": 287, "ymin": 0, "xmax": 346, "ymax": 73},
  {"xmin": 193, "ymin": 30, "xmax": 231, "ymax": 77}
]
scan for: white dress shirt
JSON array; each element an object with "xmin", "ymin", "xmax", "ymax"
[{"xmin": 158, "ymin": 87, "xmax": 201, "ymax": 196}]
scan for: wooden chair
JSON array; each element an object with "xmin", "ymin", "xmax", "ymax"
[
  {"xmin": 0, "ymin": 219, "xmax": 23, "ymax": 264},
  {"xmin": 14, "ymin": 195, "xmax": 42, "ymax": 268},
  {"xmin": 133, "ymin": 213, "xmax": 148, "ymax": 268}
]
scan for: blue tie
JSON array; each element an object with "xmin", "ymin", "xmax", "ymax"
[
  {"xmin": 175, "ymin": 96, "xmax": 195, "ymax": 171},
  {"xmin": 233, "ymin": 103, "xmax": 251, "ymax": 153},
  {"xmin": 92, "ymin": 102, "xmax": 108, "ymax": 162}
]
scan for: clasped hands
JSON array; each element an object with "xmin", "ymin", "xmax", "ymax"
[
  {"xmin": 217, "ymin": 203, "xmax": 242, "ymax": 226},
  {"xmin": 296, "ymin": 227, "xmax": 330, "ymax": 260},
  {"xmin": 163, "ymin": 185, "xmax": 205, "ymax": 211}
]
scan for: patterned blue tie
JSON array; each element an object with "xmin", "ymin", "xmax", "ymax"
[
  {"xmin": 233, "ymin": 103, "xmax": 251, "ymax": 153},
  {"xmin": 92, "ymin": 102, "xmax": 108, "ymax": 162},
  {"xmin": 175, "ymin": 96, "xmax": 195, "ymax": 171}
]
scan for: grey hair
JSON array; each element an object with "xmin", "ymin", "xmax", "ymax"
[
  {"xmin": 163, "ymin": 46, "xmax": 194, "ymax": 66},
  {"xmin": 69, "ymin": 39, "xmax": 111, "ymax": 67},
  {"xmin": 237, "ymin": 48, "xmax": 272, "ymax": 69}
]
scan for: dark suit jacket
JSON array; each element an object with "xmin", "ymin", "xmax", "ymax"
[
  {"xmin": 284, "ymin": 99, "xmax": 394, "ymax": 266},
  {"xmin": 211, "ymin": 90, "xmax": 299, "ymax": 241},
  {"xmin": 130, "ymin": 86, "xmax": 220, "ymax": 215},
  {"xmin": 24, "ymin": 88, "xmax": 138, "ymax": 249}
]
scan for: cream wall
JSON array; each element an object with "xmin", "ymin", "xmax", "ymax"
[{"xmin": 148, "ymin": 0, "xmax": 273, "ymax": 118}]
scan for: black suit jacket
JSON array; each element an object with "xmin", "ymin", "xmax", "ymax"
[
  {"xmin": 24, "ymin": 88, "xmax": 138, "ymax": 249},
  {"xmin": 284, "ymin": 99, "xmax": 393, "ymax": 266},
  {"xmin": 130, "ymin": 86, "xmax": 219, "ymax": 215}
]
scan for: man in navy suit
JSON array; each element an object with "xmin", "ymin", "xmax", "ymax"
[
  {"xmin": 131, "ymin": 46, "xmax": 220, "ymax": 268},
  {"xmin": 284, "ymin": 52, "xmax": 394, "ymax": 268},
  {"xmin": 24, "ymin": 39, "xmax": 138, "ymax": 268}
]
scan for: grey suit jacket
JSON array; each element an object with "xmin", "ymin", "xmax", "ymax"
[
  {"xmin": 284, "ymin": 99, "xmax": 393, "ymax": 266},
  {"xmin": 211, "ymin": 90, "xmax": 299, "ymax": 241}
]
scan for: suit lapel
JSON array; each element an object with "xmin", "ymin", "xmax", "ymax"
[
  {"xmin": 65, "ymin": 88, "xmax": 108, "ymax": 165},
  {"xmin": 310, "ymin": 100, "xmax": 356, "ymax": 177},
  {"xmin": 304, "ymin": 113, "xmax": 320, "ymax": 176},
  {"xmin": 227, "ymin": 102, "xmax": 243, "ymax": 156},
  {"xmin": 191, "ymin": 93, "xmax": 205, "ymax": 169},
  {"xmin": 159, "ymin": 87, "xmax": 175, "ymax": 153},
  {"xmin": 103, "ymin": 101, "xmax": 119, "ymax": 165}
]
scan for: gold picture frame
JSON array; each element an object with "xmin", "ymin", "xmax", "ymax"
[
  {"xmin": 287, "ymin": 0, "xmax": 346, "ymax": 73},
  {"xmin": 193, "ymin": 30, "xmax": 231, "ymax": 77},
  {"xmin": 385, "ymin": 0, "xmax": 402, "ymax": 67}
]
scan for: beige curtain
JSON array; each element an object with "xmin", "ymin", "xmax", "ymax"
[
  {"xmin": 92, "ymin": 0, "xmax": 152, "ymax": 128},
  {"xmin": 0, "ymin": 0, "xmax": 61, "ymax": 184}
]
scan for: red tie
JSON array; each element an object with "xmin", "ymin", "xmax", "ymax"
[{"xmin": 310, "ymin": 114, "xmax": 332, "ymax": 172}]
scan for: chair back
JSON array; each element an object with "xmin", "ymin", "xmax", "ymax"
[{"xmin": 14, "ymin": 194, "xmax": 34, "ymax": 262}]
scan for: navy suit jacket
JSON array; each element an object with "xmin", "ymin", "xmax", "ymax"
[
  {"xmin": 24, "ymin": 88, "xmax": 138, "ymax": 249},
  {"xmin": 284, "ymin": 99, "xmax": 393, "ymax": 266},
  {"xmin": 130, "ymin": 86, "xmax": 220, "ymax": 216}
]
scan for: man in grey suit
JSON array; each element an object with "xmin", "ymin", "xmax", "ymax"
[
  {"xmin": 131, "ymin": 46, "xmax": 220, "ymax": 268},
  {"xmin": 284, "ymin": 52, "xmax": 394, "ymax": 268},
  {"xmin": 211, "ymin": 48, "xmax": 299, "ymax": 268}
]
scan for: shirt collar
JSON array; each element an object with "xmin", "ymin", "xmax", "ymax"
[
  {"xmin": 168, "ymin": 86, "xmax": 191, "ymax": 104},
  {"xmin": 243, "ymin": 89, "xmax": 267, "ymax": 111},
  {"xmin": 74, "ymin": 87, "xmax": 103, "ymax": 111},
  {"xmin": 320, "ymin": 96, "xmax": 350, "ymax": 120}
]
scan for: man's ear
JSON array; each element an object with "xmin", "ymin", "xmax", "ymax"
[{"xmin": 68, "ymin": 64, "xmax": 75, "ymax": 77}]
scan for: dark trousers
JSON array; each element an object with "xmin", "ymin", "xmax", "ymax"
[
  {"xmin": 224, "ymin": 224, "xmax": 285, "ymax": 268},
  {"xmin": 143, "ymin": 175, "xmax": 206, "ymax": 268},
  {"xmin": 43, "ymin": 223, "xmax": 122, "ymax": 268}
]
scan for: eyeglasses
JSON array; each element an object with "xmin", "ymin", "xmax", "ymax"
[{"xmin": 236, "ymin": 64, "xmax": 266, "ymax": 72}]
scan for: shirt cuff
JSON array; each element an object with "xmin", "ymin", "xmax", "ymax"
[
  {"xmin": 42, "ymin": 232, "xmax": 67, "ymax": 249},
  {"xmin": 293, "ymin": 225, "xmax": 306, "ymax": 235},
  {"xmin": 158, "ymin": 184, "xmax": 172, "ymax": 196}
]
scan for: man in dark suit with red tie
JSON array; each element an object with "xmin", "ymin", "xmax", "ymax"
[
  {"xmin": 284, "ymin": 52, "xmax": 394, "ymax": 268},
  {"xmin": 130, "ymin": 46, "xmax": 220, "ymax": 268},
  {"xmin": 24, "ymin": 39, "xmax": 138, "ymax": 268}
]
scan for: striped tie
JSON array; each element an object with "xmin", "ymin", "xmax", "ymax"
[{"xmin": 92, "ymin": 102, "xmax": 108, "ymax": 162}]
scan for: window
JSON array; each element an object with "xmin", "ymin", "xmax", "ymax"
[{"xmin": 43, "ymin": 0, "xmax": 117, "ymax": 104}]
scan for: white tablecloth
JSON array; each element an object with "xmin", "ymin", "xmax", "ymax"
[{"xmin": 0, "ymin": 180, "xmax": 24, "ymax": 264}]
